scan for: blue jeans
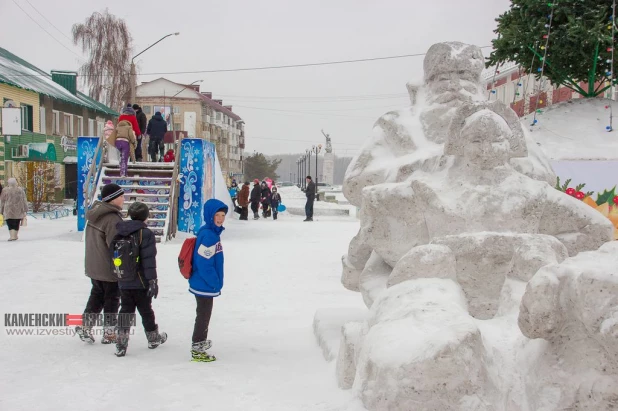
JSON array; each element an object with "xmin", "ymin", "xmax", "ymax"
[{"xmin": 305, "ymin": 199, "xmax": 314, "ymax": 219}]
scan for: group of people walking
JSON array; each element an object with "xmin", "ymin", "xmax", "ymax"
[
  {"xmin": 105, "ymin": 104, "xmax": 169, "ymax": 177},
  {"xmin": 230, "ymin": 178, "xmax": 283, "ymax": 221},
  {"xmin": 75, "ymin": 182, "xmax": 226, "ymax": 361},
  {"xmin": 228, "ymin": 176, "xmax": 316, "ymax": 221}
]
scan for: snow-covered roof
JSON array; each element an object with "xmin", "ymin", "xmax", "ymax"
[
  {"xmin": 523, "ymin": 98, "xmax": 618, "ymax": 160},
  {"xmin": 0, "ymin": 47, "xmax": 117, "ymax": 117},
  {"xmin": 482, "ymin": 61, "xmax": 520, "ymax": 82}
]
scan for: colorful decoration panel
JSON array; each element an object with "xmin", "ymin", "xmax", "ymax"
[
  {"xmin": 553, "ymin": 160, "xmax": 618, "ymax": 240},
  {"xmin": 77, "ymin": 137, "xmax": 101, "ymax": 231},
  {"xmin": 178, "ymin": 139, "xmax": 216, "ymax": 234}
]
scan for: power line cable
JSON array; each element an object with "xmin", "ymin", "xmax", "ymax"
[
  {"xmin": 214, "ymin": 92, "xmax": 408, "ymax": 100},
  {"xmin": 11, "ymin": 0, "xmax": 84, "ymax": 62},
  {"xmin": 24, "ymin": 0, "xmax": 73, "ymax": 42},
  {"xmin": 4, "ymin": 46, "xmax": 492, "ymax": 78}
]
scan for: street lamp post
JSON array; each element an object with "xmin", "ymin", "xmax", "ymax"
[{"xmin": 130, "ymin": 32, "xmax": 180, "ymax": 103}]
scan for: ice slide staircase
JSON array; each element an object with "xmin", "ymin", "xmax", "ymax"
[{"xmin": 84, "ymin": 140, "xmax": 181, "ymax": 243}]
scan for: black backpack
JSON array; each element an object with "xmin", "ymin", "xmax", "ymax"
[{"xmin": 110, "ymin": 230, "xmax": 142, "ymax": 281}]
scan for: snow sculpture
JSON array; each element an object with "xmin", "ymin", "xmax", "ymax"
[
  {"xmin": 341, "ymin": 41, "xmax": 556, "ymax": 294},
  {"xmin": 334, "ymin": 43, "xmax": 614, "ymax": 411},
  {"xmin": 518, "ymin": 241, "xmax": 618, "ymax": 410}
]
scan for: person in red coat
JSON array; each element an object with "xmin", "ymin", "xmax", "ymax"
[{"xmin": 118, "ymin": 105, "xmax": 141, "ymax": 140}]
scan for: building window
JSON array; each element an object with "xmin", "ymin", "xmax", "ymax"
[
  {"xmin": 88, "ymin": 119, "xmax": 95, "ymax": 136},
  {"xmin": 39, "ymin": 107, "xmax": 46, "ymax": 134},
  {"xmin": 97, "ymin": 121, "xmax": 104, "ymax": 137},
  {"xmin": 143, "ymin": 105, "xmax": 151, "ymax": 115},
  {"xmin": 174, "ymin": 123, "xmax": 181, "ymax": 131},
  {"xmin": 64, "ymin": 114, "xmax": 73, "ymax": 136},
  {"xmin": 20, "ymin": 104, "xmax": 33, "ymax": 131},
  {"xmin": 77, "ymin": 116, "xmax": 83, "ymax": 136},
  {"xmin": 52, "ymin": 110, "xmax": 60, "ymax": 134},
  {"xmin": 173, "ymin": 106, "xmax": 180, "ymax": 114}
]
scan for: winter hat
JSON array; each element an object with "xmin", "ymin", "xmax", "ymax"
[
  {"xmin": 272, "ymin": 186, "xmax": 277, "ymax": 192},
  {"xmin": 128, "ymin": 202, "xmax": 149, "ymax": 221},
  {"xmin": 121, "ymin": 105, "xmax": 136, "ymax": 116},
  {"xmin": 253, "ymin": 179, "xmax": 260, "ymax": 184},
  {"xmin": 101, "ymin": 183, "xmax": 124, "ymax": 203},
  {"xmin": 103, "ymin": 120, "xmax": 115, "ymax": 137},
  {"xmin": 7, "ymin": 177, "xmax": 17, "ymax": 187}
]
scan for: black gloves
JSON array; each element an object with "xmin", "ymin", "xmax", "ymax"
[{"xmin": 147, "ymin": 279, "xmax": 159, "ymax": 299}]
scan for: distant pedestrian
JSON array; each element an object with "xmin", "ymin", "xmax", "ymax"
[
  {"xmin": 304, "ymin": 176, "xmax": 315, "ymax": 222},
  {"xmin": 189, "ymin": 198, "xmax": 228, "ymax": 362},
  {"xmin": 250, "ymin": 179, "xmax": 261, "ymax": 220},
  {"xmin": 132, "ymin": 104, "xmax": 147, "ymax": 161},
  {"xmin": 260, "ymin": 181, "xmax": 272, "ymax": 218},
  {"xmin": 111, "ymin": 118, "xmax": 137, "ymax": 177},
  {"xmin": 0, "ymin": 178, "xmax": 28, "ymax": 241},
  {"xmin": 237, "ymin": 181, "xmax": 250, "ymax": 221},
  {"xmin": 270, "ymin": 186, "xmax": 282, "ymax": 220},
  {"xmin": 76, "ymin": 183, "xmax": 124, "ymax": 344},
  {"xmin": 147, "ymin": 111, "xmax": 167, "ymax": 162},
  {"xmin": 119, "ymin": 104, "xmax": 141, "ymax": 141},
  {"xmin": 228, "ymin": 180, "xmax": 238, "ymax": 207},
  {"xmin": 111, "ymin": 202, "xmax": 167, "ymax": 357}
]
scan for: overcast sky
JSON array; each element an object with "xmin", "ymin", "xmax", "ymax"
[{"xmin": 2, "ymin": 0, "xmax": 510, "ymax": 156}]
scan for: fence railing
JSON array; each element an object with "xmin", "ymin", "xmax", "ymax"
[{"xmin": 166, "ymin": 134, "xmax": 183, "ymax": 241}]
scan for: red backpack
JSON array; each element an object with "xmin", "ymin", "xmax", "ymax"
[{"xmin": 178, "ymin": 237, "xmax": 197, "ymax": 279}]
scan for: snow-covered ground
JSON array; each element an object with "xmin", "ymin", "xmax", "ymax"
[
  {"xmin": 523, "ymin": 98, "xmax": 618, "ymax": 160},
  {"xmin": 0, "ymin": 212, "xmax": 367, "ymax": 411}
]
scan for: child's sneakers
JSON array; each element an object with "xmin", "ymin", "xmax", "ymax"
[
  {"xmin": 146, "ymin": 327, "xmax": 167, "ymax": 349},
  {"xmin": 101, "ymin": 326, "xmax": 116, "ymax": 344},
  {"xmin": 75, "ymin": 326, "xmax": 94, "ymax": 344},
  {"xmin": 191, "ymin": 340, "xmax": 216, "ymax": 362}
]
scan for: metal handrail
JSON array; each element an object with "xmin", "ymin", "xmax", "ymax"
[{"xmin": 166, "ymin": 134, "xmax": 182, "ymax": 241}]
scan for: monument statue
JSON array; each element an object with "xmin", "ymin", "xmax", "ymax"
[{"xmin": 321, "ymin": 129, "xmax": 332, "ymax": 153}]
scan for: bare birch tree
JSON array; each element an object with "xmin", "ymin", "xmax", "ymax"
[{"xmin": 72, "ymin": 9, "xmax": 132, "ymax": 111}]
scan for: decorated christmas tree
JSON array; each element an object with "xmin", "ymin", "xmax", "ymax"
[{"xmin": 487, "ymin": 0, "xmax": 616, "ymax": 98}]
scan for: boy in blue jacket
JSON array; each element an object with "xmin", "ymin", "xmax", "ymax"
[{"xmin": 189, "ymin": 198, "xmax": 228, "ymax": 362}]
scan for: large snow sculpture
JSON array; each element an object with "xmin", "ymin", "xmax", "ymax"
[
  {"xmin": 341, "ymin": 41, "xmax": 556, "ymax": 294},
  {"xmin": 518, "ymin": 241, "xmax": 618, "ymax": 410},
  {"xmin": 334, "ymin": 42, "xmax": 614, "ymax": 411},
  {"xmin": 360, "ymin": 102, "xmax": 612, "ymax": 317}
]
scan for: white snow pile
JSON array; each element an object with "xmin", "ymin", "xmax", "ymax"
[
  {"xmin": 0, "ymin": 214, "xmax": 369, "ymax": 411},
  {"xmin": 313, "ymin": 41, "xmax": 618, "ymax": 411},
  {"xmin": 522, "ymin": 98, "xmax": 618, "ymax": 160}
]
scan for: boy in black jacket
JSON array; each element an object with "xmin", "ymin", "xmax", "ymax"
[{"xmin": 111, "ymin": 202, "xmax": 167, "ymax": 357}]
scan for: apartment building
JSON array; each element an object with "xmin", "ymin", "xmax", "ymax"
[{"xmin": 135, "ymin": 78, "xmax": 245, "ymax": 180}]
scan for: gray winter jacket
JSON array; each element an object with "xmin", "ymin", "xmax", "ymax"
[
  {"xmin": 85, "ymin": 201, "xmax": 123, "ymax": 282},
  {"xmin": 0, "ymin": 184, "xmax": 28, "ymax": 219}
]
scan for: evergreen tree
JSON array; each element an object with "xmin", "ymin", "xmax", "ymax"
[
  {"xmin": 487, "ymin": 0, "xmax": 616, "ymax": 97},
  {"xmin": 244, "ymin": 153, "xmax": 281, "ymax": 181}
]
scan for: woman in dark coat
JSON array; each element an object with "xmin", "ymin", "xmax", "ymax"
[{"xmin": 260, "ymin": 181, "xmax": 271, "ymax": 218}]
